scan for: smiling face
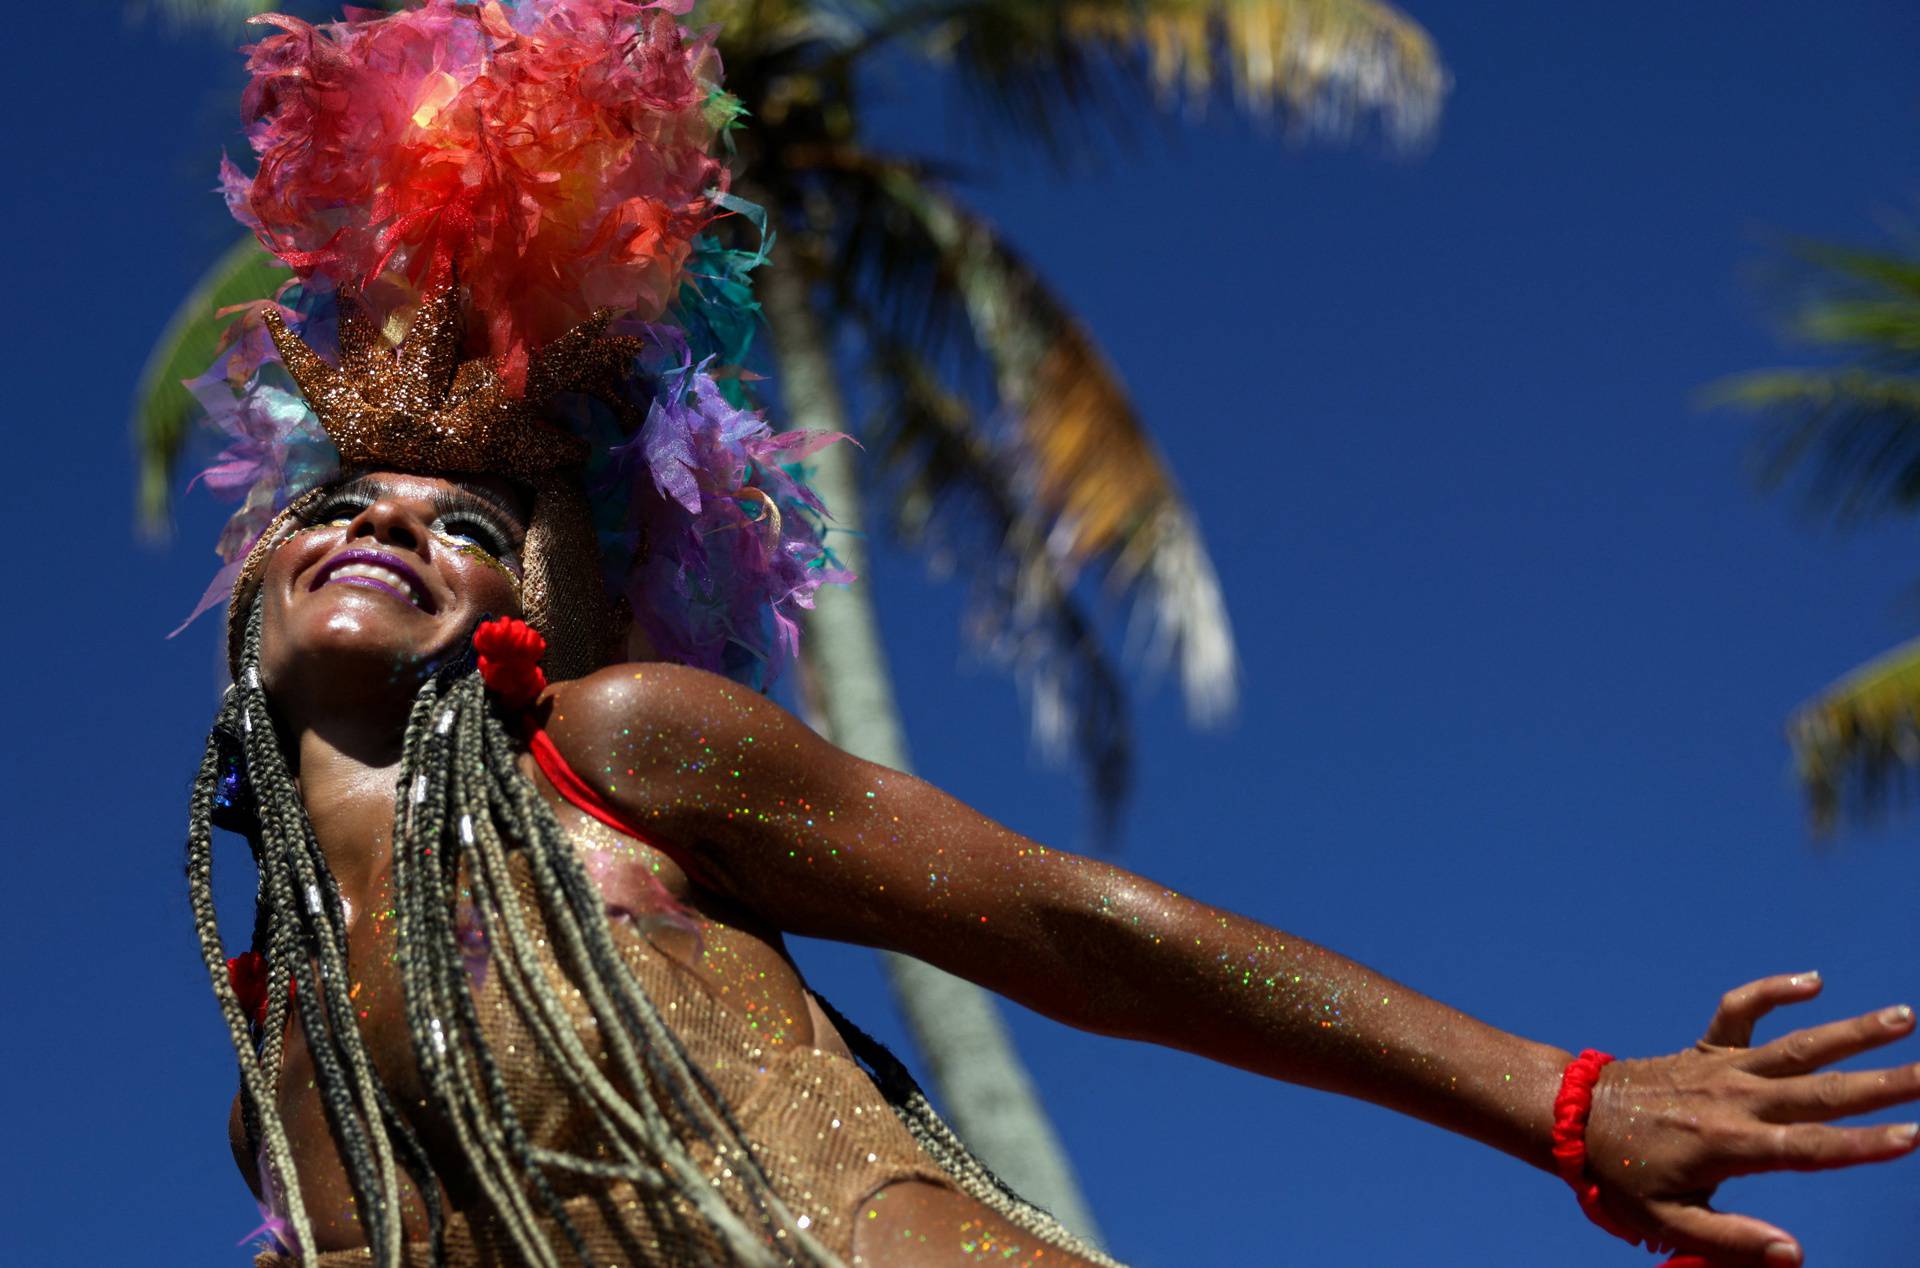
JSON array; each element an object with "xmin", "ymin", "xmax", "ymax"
[{"xmin": 257, "ymin": 471, "xmax": 531, "ymax": 700}]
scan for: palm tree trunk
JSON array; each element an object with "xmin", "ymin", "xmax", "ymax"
[{"xmin": 758, "ymin": 258, "xmax": 1103, "ymax": 1244}]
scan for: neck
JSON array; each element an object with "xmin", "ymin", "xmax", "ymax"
[
  {"xmin": 303, "ymin": 732, "xmax": 404, "ymax": 903},
  {"xmin": 282, "ymin": 697, "xmax": 415, "ymax": 910}
]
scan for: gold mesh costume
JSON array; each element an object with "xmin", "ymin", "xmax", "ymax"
[{"xmin": 252, "ymin": 853, "xmax": 953, "ymax": 1266}]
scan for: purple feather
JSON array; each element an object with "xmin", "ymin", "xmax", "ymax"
[{"xmin": 614, "ymin": 360, "xmax": 852, "ymax": 687}]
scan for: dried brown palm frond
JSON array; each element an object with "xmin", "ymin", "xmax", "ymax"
[
  {"xmin": 859, "ymin": 333, "xmax": 1133, "ymax": 840},
  {"xmin": 904, "ymin": 0, "xmax": 1446, "ymax": 159},
  {"xmin": 827, "ymin": 155, "xmax": 1239, "ymax": 723}
]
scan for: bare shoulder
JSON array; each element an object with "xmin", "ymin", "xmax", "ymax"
[
  {"xmin": 533, "ymin": 661, "xmax": 831, "ymax": 809},
  {"xmin": 530, "ymin": 661, "xmax": 856, "ymax": 902},
  {"xmin": 539, "ymin": 660, "xmax": 762, "ymax": 753}
]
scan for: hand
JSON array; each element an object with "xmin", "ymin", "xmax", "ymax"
[{"xmin": 1582, "ymin": 973, "xmax": 1920, "ymax": 1266}]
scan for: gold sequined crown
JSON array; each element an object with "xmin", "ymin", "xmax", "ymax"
[{"xmin": 262, "ymin": 284, "xmax": 647, "ymax": 477}]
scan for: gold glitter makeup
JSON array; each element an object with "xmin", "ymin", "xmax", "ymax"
[{"xmin": 445, "ymin": 538, "xmax": 519, "ymax": 585}]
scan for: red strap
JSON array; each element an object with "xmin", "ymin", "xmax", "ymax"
[
  {"xmin": 1553, "ymin": 1049, "xmax": 1709, "ymax": 1267},
  {"xmin": 526, "ymin": 726, "xmax": 716, "ymax": 889},
  {"xmin": 527, "ymin": 728, "xmax": 644, "ymax": 842}
]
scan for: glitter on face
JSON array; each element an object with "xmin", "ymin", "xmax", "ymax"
[{"xmin": 446, "ymin": 537, "xmax": 519, "ymax": 584}]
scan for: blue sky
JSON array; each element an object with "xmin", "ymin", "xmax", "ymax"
[{"xmin": 4, "ymin": 2, "xmax": 1920, "ymax": 1264}]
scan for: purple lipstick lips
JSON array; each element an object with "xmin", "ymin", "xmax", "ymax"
[{"xmin": 311, "ymin": 549, "xmax": 435, "ymax": 612}]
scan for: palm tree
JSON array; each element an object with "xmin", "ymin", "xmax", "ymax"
[
  {"xmin": 1715, "ymin": 241, "xmax": 1920, "ymax": 832},
  {"xmin": 137, "ymin": 0, "xmax": 1448, "ymax": 1235}
]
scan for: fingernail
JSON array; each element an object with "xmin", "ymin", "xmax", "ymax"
[
  {"xmin": 1888, "ymin": 1123, "xmax": 1919, "ymax": 1145},
  {"xmin": 1763, "ymin": 1242, "xmax": 1800, "ymax": 1267},
  {"xmin": 1882, "ymin": 1005, "xmax": 1914, "ymax": 1027},
  {"xmin": 1793, "ymin": 970, "xmax": 1820, "ymax": 986}
]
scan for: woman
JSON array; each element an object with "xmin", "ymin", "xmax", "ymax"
[
  {"xmin": 182, "ymin": 3, "xmax": 1920, "ymax": 1266},
  {"xmin": 205, "ymin": 458, "xmax": 1920, "ymax": 1268}
]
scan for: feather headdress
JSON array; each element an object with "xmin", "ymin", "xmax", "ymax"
[{"xmin": 182, "ymin": 0, "xmax": 848, "ymax": 687}]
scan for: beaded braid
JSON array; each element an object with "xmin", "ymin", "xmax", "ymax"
[
  {"xmin": 193, "ymin": 608, "xmax": 452, "ymax": 1267},
  {"xmin": 238, "ymin": 648, "xmax": 406, "ymax": 1262},
  {"xmin": 187, "ymin": 684, "xmax": 316, "ymax": 1256}
]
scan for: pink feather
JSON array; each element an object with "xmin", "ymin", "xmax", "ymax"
[{"xmin": 226, "ymin": 0, "xmax": 729, "ymax": 390}]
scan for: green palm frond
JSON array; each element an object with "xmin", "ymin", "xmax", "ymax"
[
  {"xmin": 901, "ymin": 0, "xmax": 1446, "ymax": 157},
  {"xmin": 1712, "ymin": 242, "xmax": 1920, "ymax": 523},
  {"xmin": 1790, "ymin": 636, "xmax": 1920, "ymax": 834},
  {"xmin": 1719, "ymin": 239, "xmax": 1920, "ymax": 830},
  {"xmin": 861, "ymin": 334, "xmax": 1133, "ymax": 840},
  {"xmin": 1789, "ymin": 242, "xmax": 1920, "ymax": 308},
  {"xmin": 1715, "ymin": 370, "xmax": 1920, "ymax": 522},
  {"xmin": 133, "ymin": 237, "xmax": 289, "ymax": 533},
  {"xmin": 1770, "ymin": 244, "xmax": 1920, "ymax": 363}
]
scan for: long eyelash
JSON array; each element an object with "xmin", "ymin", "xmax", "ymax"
[
  {"xmin": 307, "ymin": 485, "xmax": 520, "ymax": 558},
  {"xmin": 428, "ymin": 492, "xmax": 521, "ymax": 554},
  {"xmin": 437, "ymin": 515, "xmax": 514, "ymax": 559},
  {"xmin": 313, "ymin": 492, "xmax": 373, "ymax": 523}
]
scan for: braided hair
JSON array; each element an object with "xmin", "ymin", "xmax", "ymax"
[
  {"xmin": 188, "ymin": 598, "xmax": 826, "ymax": 1267},
  {"xmin": 187, "ymin": 600, "xmax": 1121, "ymax": 1268}
]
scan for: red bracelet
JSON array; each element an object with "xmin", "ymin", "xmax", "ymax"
[{"xmin": 1552, "ymin": 1049, "xmax": 1710, "ymax": 1268}]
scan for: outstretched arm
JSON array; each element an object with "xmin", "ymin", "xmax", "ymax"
[{"xmin": 546, "ymin": 662, "xmax": 1920, "ymax": 1266}]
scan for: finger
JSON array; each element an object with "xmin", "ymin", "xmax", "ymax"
[
  {"xmin": 1644, "ymin": 1198, "xmax": 1800, "ymax": 1267},
  {"xmin": 1726, "ymin": 1120, "xmax": 1920, "ymax": 1176},
  {"xmin": 1761, "ymin": 1062, "xmax": 1920, "ymax": 1124},
  {"xmin": 1741, "ymin": 1004, "xmax": 1915, "ymax": 1076},
  {"xmin": 1703, "ymin": 972, "xmax": 1823, "ymax": 1048}
]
